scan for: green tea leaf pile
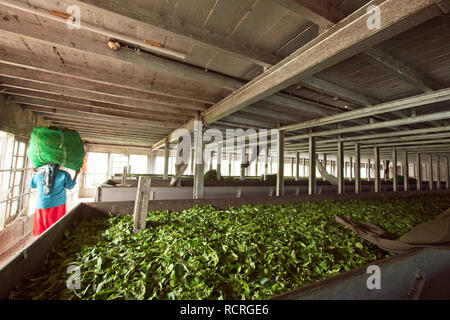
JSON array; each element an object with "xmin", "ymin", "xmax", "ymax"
[{"xmin": 10, "ymin": 194, "xmax": 450, "ymax": 300}]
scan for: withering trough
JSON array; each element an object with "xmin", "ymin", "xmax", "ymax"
[{"xmin": 1, "ymin": 189, "xmax": 450, "ymax": 300}]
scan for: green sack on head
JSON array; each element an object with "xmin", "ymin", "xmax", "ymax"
[{"xmin": 28, "ymin": 127, "xmax": 85, "ymax": 170}]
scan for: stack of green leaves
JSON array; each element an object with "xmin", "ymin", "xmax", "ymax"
[{"xmin": 10, "ymin": 194, "xmax": 450, "ymax": 300}]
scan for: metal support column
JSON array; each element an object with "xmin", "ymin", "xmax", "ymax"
[
  {"xmin": 338, "ymin": 140, "xmax": 344, "ymax": 194},
  {"xmin": 276, "ymin": 131, "xmax": 284, "ymax": 197},
  {"xmin": 417, "ymin": 153, "xmax": 422, "ymax": 191},
  {"xmin": 217, "ymin": 143, "xmax": 222, "ymax": 180},
  {"xmin": 429, "ymin": 155, "xmax": 433, "ymax": 190},
  {"xmin": 404, "ymin": 151, "xmax": 409, "ymax": 192},
  {"xmin": 296, "ymin": 152, "xmax": 300, "ymax": 181},
  {"xmin": 374, "ymin": 146, "xmax": 380, "ymax": 193},
  {"xmin": 309, "ymin": 135, "xmax": 316, "ymax": 195},
  {"xmin": 355, "ymin": 143, "xmax": 361, "ymax": 194},
  {"xmin": 193, "ymin": 122, "xmax": 204, "ymax": 199},
  {"xmin": 393, "ymin": 147, "xmax": 398, "ymax": 192},
  {"xmin": 349, "ymin": 157, "xmax": 353, "ymax": 182},
  {"xmin": 163, "ymin": 138, "xmax": 169, "ymax": 180},
  {"xmin": 437, "ymin": 154, "xmax": 441, "ymax": 190}
]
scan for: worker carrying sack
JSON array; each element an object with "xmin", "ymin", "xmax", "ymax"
[{"xmin": 28, "ymin": 127, "xmax": 85, "ymax": 171}]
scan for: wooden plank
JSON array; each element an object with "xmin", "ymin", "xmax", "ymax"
[
  {"xmin": 16, "ymin": 99, "xmax": 182, "ymax": 128},
  {"xmin": 0, "ymin": 52, "xmax": 216, "ymax": 104},
  {"xmin": 76, "ymin": 0, "xmax": 280, "ymax": 68},
  {"xmin": 0, "ymin": 21, "xmax": 242, "ymax": 91},
  {"xmin": 272, "ymin": 0, "xmax": 344, "ymax": 29},
  {"xmin": 282, "ymin": 88, "xmax": 450, "ymax": 134},
  {"xmin": 133, "ymin": 177, "xmax": 152, "ymax": 234},
  {"xmin": 299, "ymin": 76, "xmax": 381, "ymax": 106},
  {"xmin": 193, "ymin": 0, "xmax": 443, "ymax": 126},
  {"xmin": 284, "ymin": 110, "xmax": 450, "ymax": 140},
  {"xmin": 361, "ymin": 47, "xmax": 443, "ymax": 92},
  {"xmin": 4, "ymin": 89, "xmax": 193, "ymax": 122},
  {"xmin": 25, "ymin": 107, "xmax": 175, "ymax": 130}
]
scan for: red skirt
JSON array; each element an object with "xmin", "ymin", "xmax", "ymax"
[{"xmin": 33, "ymin": 204, "xmax": 67, "ymax": 236}]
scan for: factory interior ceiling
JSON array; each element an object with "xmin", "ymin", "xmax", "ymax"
[{"xmin": 0, "ymin": 0, "xmax": 449, "ymax": 158}]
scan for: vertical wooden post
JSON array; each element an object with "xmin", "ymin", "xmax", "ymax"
[
  {"xmin": 308, "ymin": 135, "xmax": 316, "ymax": 195},
  {"xmin": 163, "ymin": 138, "xmax": 169, "ymax": 180},
  {"xmin": 417, "ymin": 153, "xmax": 422, "ymax": 191},
  {"xmin": 190, "ymin": 148, "xmax": 195, "ymax": 175},
  {"xmin": 355, "ymin": 143, "xmax": 361, "ymax": 194},
  {"xmin": 276, "ymin": 131, "xmax": 284, "ymax": 197},
  {"xmin": 264, "ymin": 153, "xmax": 269, "ymax": 178},
  {"xmin": 217, "ymin": 143, "xmax": 222, "ymax": 180},
  {"xmin": 445, "ymin": 157, "xmax": 450, "ymax": 190},
  {"xmin": 429, "ymin": 154, "xmax": 433, "ymax": 190},
  {"xmin": 296, "ymin": 152, "xmax": 300, "ymax": 181},
  {"xmin": 349, "ymin": 157, "xmax": 353, "ymax": 182},
  {"xmin": 291, "ymin": 157, "xmax": 294, "ymax": 177},
  {"xmin": 133, "ymin": 176, "xmax": 152, "ymax": 234},
  {"xmin": 337, "ymin": 140, "xmax": 344, "ymax": 194},
  {"xmin": 302, "ymin": 158, "xmax": 306, "ymax": 177},
  {"xmin": 393, "ymin": 147, "xmax": 398, "ymax": 192},
  {"xmin": 367, "ymin": 158, "xmax": 371, "ymax": 181},
  {"xmin": 209, "ymin": 151, "xmax": 214, "ymax": 171},
  {"xmin": 322, "ymin": 154, "xmax": 327, "ymax": 181},
  {"xmin": 121, "ymin": 166, "xmax": 128, "ymax": 185},
  {"xmin": 374, "ymin": 146, "xmax": 380, "ymax": 193},
  {"xmin": 229, "ymin": 153, "xmax": 232, "ymax": 176},
  {"xmin": 193, "ymin": 120, "xmax": 204, "ymax": 199},
  {"xmin": 436, "ymin": 154, "xmax": 441, "ymax": 190},
  {"xmin": 404, "ymin": 151, "xmax": 409, "ymax": 192}
]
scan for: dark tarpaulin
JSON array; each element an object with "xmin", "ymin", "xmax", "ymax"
[{"xmin": 336, "ymin": 208, "xmax": 450, "ymax": 254}]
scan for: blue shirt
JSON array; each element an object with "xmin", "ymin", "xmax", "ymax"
[{"xmin": 30, "ymin": 168, "xmax": 76, "ymax": 209}]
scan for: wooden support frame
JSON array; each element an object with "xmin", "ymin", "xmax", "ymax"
[{"xmin": 133, "ymin": 176, "xmax": 152, "ymax": 234}]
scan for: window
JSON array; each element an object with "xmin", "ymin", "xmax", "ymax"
[
  {"xmin": 110, "ymin": 154, "xmax": 129, "ymax": 176},
  {"xmin": 0, "ymin": 132, "xmax": 32, "ymax": 229},
  {"xmin": 129, "ymin": 155, "xmax": 147, "ymax": 174},
  {"xmin": 84, "ymin": 152, "xmax": 109, "ymax": 187}
]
